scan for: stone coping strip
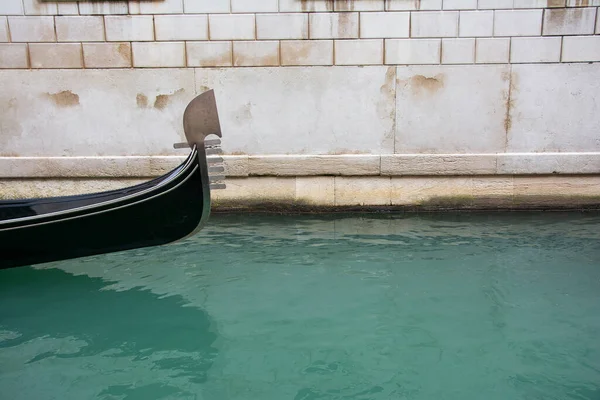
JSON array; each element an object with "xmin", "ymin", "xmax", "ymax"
[{"xmin": 0, "ymin": 153, "xmax": 599, "ymax": 178}]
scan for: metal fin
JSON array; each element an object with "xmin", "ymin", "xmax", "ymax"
[
  {"xmin": 208, "ymin": 166, "xmax": 225, "ymax": 173},
  {"xmin": 207, "ymin": 156, "xmax": 224, "ymax": 164},
  {"xmin": 210, "ymin": 183, "xmax": 227, "ymax": 190},
  {"xmin": 183, "ymin": 89, "xmax": 222, "ymax": 147},
  {"xmin": 209, "ymin": 175, "xmax": 226, "ymax": 181},
  {"xmin": 206, "ymin": 148, "xmax": 223, "ymax": 155},
  {"xmin": 173, "ymin": 142, "xmax": 189, "ymax": 149}
]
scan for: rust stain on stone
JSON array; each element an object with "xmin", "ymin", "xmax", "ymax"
[
  {"xmin": 46, "ymin": 90, "xmax": 80, "ymax": 108},
  {"xmin": 117, "ymin": 43, "xmax": 131, "ymax": 61},
  {"xmin": 337, "ymin": 12, "xmax": 355, "ymax": 38},
  {"xmin": 568, "ymin": 0, "xmax": 588, "ymax": 6},
  {"xmin": 301, "ymin": 0, "xmax": 333, "ymax": 12},
  {"xmin": 282, "ymin": 42, "xmax": 311, "ymax": 65},
  {"xmin": 547, "ymin": 0, "xmax": 566, "ymax": 7},
  {"xmin": 136, "ymin": 93, "xmax": 148, "ymax": 108},
  {"xmin": 378, "ymin": 67, "xmax": 396, "ymax": 143},
  {"xmin": 414, "ymin": 0, "xmax": 422, "ymax": 9},
  {"xmin": 154, "ymin": 88, "xmax": 185, "ymax": 110},
  {"xmin": 410, "ymin": 74, "xmax": 444, "ymax": 96},
  {"xmin": 503, "ymin": 71, "xmax": 518, "ymax": 149}
]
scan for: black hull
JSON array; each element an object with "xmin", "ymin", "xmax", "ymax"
[{"xmin": 0, "ymin": 148, "xmax": 210, "ymax": 270}]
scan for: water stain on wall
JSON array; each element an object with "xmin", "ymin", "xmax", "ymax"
[
  {"xmin": 502, "ymin": 70, "xmax": 518, "ymax": 148},
  {"xmin": 154, "ymin": 88, "xmax": 185, "ymax": 110},
  {"xmin": 301, "ymin": 0, "xmax": 334, "ymax": 12},
  {"xmin": 378, "ymin": 67, "xmax": 397, "ymax": 143},
  {"xmin": 0, "ymin": 98, "xmax": 23, "ymax": 153},
  {"xmin": 410, "ymin": 74, "xmax": 444, "ymax": 97},
  {"xmin": 136, "ymin": 93, "xmax": 149, "ymax": 108},
  {"xmin": 568, "ymin": 0, "xmax": 590, "ymax": 6},
  {"xmin": 117, "ymin": 43, "xmax": 131, "ymax": 63},
  {"xmin": 45, "ymin": 90, "xmax": 80, "ymax": 108}
]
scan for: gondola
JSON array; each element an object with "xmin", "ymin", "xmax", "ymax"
[{"xmin": 0, "ymin": 89, "xmax": 225, "ymax": 270}]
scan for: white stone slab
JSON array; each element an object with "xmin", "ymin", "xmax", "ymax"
[
  {"xmin": 196, "ymin": 66, "xmax": 396, "ymax": 155},
  {"xmin": 0, "ymin": 69, "xmax": 195, "ymax": 157},
  {"xmin": 507, "ymin": 63, "xmax": 600, "ymax": 152},
  {"xmin": 395, "ymin": 65, "xmax": 509, "ymax": 154}
]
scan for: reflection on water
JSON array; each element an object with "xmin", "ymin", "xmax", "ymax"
[{"xmin": 1, "ymin": 212, "xmax": 600, "ymax": 400}]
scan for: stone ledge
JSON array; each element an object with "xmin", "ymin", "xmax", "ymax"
[
  {"xmin": 1, "ymin": 153, "xmax": 600, "ymax": 178},
  {"xmin": 2, "ymin": 175, "xmax": 599, "ymax": 211}
]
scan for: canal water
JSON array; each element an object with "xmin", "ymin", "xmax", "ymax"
[{"xmin": 1, "ymin": 212, "xmax": 599, "ymax": 400}]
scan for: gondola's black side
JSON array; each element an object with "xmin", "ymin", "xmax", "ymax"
[{"xmin": 0, "ymin": 89, "xmax": 224, "ymax": 270}]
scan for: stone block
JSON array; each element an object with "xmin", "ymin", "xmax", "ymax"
[
  {"xmin": 477, "ymin": 0, "xmax": 512, "ymax": 8},
  {"xmin": 411, "ymin": 11, "xmax": 458, "ymax": 37},
  {"xmin": 56, "ymin": 16, "xmax": 105, "ymax": 42},
  {"xmin": 443, "ymin": 0, "xmax": 477, "ymax": 9},
  {"xmin": 386, "ymin": 0, "xmax": 442, "ymax": 10},
  {"xmin": 507, "ymin": 64, "xmax": 600, "ymax": 152},
  {"xmin": 256, "ymin": 13, "xmax": 308, "ymax": 40},
  {"xmin": 212, "ymin": 177, "xmax": 296, "ymax": 203},
  {"xmin": 381, "ymin": 154, "xmax": 497, "ymax": 175},
  {"xmin": 248, "ymin": 155, "xmax": 381, "ymax": 176},
  {"xmin": 132, "ymin": 42, "xmax": 186, "ymax": 68},
  {"xmin": 8, "ymin": 16, "xmax": 55, "ymax": 42},
  {"xmin": 385, "ymin": 39, "xmax": 441, "ymax": 64},
  {"xmin": 83, "ymin": 43, "xmax": 132, "ymax": 68},
  {"xmin": 562, "ymin": 36, "xmax": 600, "ymax": 62},
  {"xmin": 309, "ymin": 13, "xmax": 359, "ymax": 39},
  {"xmin": 497, "ymin": 153, "xmax": 600, "ymax": 175},
  {"xmin": 57, "ymin": 3, "xmax": 78, "ymax": 15},
  {"xmin": 79, "ymin": 1, "xmax": 128, "ymax": 15},
  {"xmin": 183, "ymin": 0, "xmax": 230, "ymax": 13},
  {"xmin": 105, "ymin": 16, "xmax": 155, "ymax": 41},
  {"xmin": 296, "ymin": 176, "xmax": 335, "ymax": 206},
  {"xmin": 223, "ymin": 155, "xmax": 249, "ymax": 177},
  {"xmin": 459, "ymin": 10, "xmax": 493, "ymax": 37},
  {"xmin": 335, "ymin": 39, "xmax": 383, "ymax": 65},
  {"xmin": 280, "ymin": 40, "xmax": 333, "ymax": 65},
  {"xmin": 231, "ymin": 0, "xmax": 278, "ymax": 12},
  {"xmin": 279, "ymin": 0, "xmax": 334, "ymax": 12},
  {"xmin": 23, "ymin": 0, "xmax": 56, "ymax": 15},
  {"xmin": 335, "ymin": 177, "xmax": 391, "ymax": 206},
  {"xmin": 155, "ymin": 15, "xmax": 209, "ymax": 41},
  {"xmin": 543, "ymin": 7, "xmax": 596, "ymax": 35},
  {"xmin": 129, "ymin": 0, "xmax": 183, "ymax": 14},
  {"xmin": 359, "ymin": 12, "xmax": 410, "ymax": 38},
  {"xmin": 0, "ymin": 44, "xmax": 28, "ymax": 68},
  {"xmin": 442, "ymin": 38, "xmax": 475, "ymax": 64},
  {"xmin": 0, "ymin": 17, "xmax": 8, "ymax": 42},
  {"xmin": 209, "ymin": 14, "xmax": 255, "ymax": 40},
  {"xmin": 391, "ymin": 177, "xmax": 473, "ymax": 205},
  {"xmin": 395, "ymin": 65, "xmax": 509, "ymax": 153},
  {"xmin": 187, "ymin": 41, "xmax": 232, "ymax": 67},
  {"xmin": 510, "ymin": 37, "xmax": 561, "ymax": 63},
  {"xmin": 29, "ymin": 43, "xmax": 83, "ymax": 69},
  {"xmin": 334, "ymin": 0, "xmax": 384, "ymax": 11},
  {"xmin": 494, "ymin": 10, "xmax": 543, "ymax": 36},
  {"xmin": 0, "ymin": 0, "xmax": 24, "ymax": 15},
  {"xmin": 195, "ymin": 67, "xmax": 395, "ymax": 155},
  {"xmin": 515, "ymin": 0, "xmax": 566, "ymax": 7},
  {"xmin": 233, "ymin": 41, "xmax": 279, "ymax": 67},
  {"xmin": 475, "ymin": 38, "xmax": 509, "ymax": 63}
]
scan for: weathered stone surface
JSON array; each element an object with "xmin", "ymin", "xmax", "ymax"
[
  {"xmin": 296, "ymin": 176, "xmax": 335, "ymax": 205},
  {"xmin": 513, "ymin": 176, "xmax": 600, "ymax": 206},
  {"xmin": 391, "ymin": 177, "xmax": 473, "ymax": 205},
  {"xmin": 395, "ymin": 65, "xmax": 509, "ymax": 154},
  {"xmin": 196, "ymin": 67, "xmax": 396, "ymax": 155},
  {"xmin": 0, "ymin": 179, "xmax": 145, "ymax": 200},
  {"xmin": 381, "ymin": 154, "xmax": 497, "ymax": 175},
  {"xmin": 507, "ymin": 64, "xmax": 600, "ymax": 153},
  {"xmin": 248, "ymin": 155, "xmax": 380, "ymax": 176},
  {"xmin": 0, "ymin": 69, "xmax": 195, "ymax": 157},
  {"xmin": 497, "ymin": 153, "xmax": 600, "ymax": 175},
  {"xmin": 335, "ymin": 177, "xmax": 391, "ymax": 205},
  {"xmin": 223, "ymin": 155, "xmax": 249, "ymax": 177},
  {"xmin": 211, "ymin": 177, "xmax": 296, "ymax": 204}
]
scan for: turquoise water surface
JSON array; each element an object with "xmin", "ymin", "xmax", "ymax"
[{"xmin": 1, "ymin": 212, "xmax": 600, "ymax": 400}]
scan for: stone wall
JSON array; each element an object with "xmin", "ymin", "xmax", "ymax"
[{"xmin": 1, "ymin": 0, "xmax": 599, "ymax": 209}]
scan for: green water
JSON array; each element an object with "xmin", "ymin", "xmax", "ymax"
[{"xmin": 1, "ymin": 212, "xmax": 600, "ymax": 400}]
